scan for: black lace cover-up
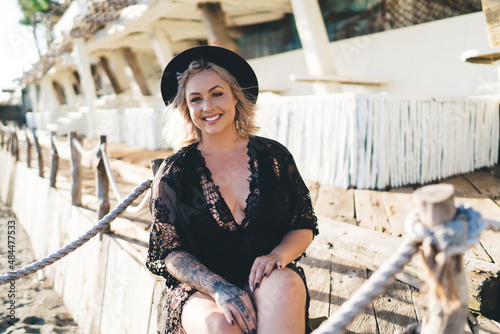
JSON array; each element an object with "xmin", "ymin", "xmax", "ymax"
[{"xmin": 146, "ymin": 136, "xmax": 319, "ymax": 334}]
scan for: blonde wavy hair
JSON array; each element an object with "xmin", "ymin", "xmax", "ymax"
[{"xmin": 170, "ymin": 59, "xmax": 259, "ymax": 147}]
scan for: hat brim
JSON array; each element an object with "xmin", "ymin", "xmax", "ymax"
[{"xmin": 160, "ymin": 46, "xmax": 259, "ymax": 106}]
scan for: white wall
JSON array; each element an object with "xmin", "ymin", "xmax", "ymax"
[{"xmin": 250, "ymin": 12, "xmax": 498, "ymax": 97}]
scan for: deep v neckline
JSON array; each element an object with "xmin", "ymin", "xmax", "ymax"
[{"xmin": 196, "ymin": 138, "xmax": 256, "ymax": 229}]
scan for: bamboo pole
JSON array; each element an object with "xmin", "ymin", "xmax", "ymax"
[
  {"xmin": 32, "ymin": 128, "xmax": 44, "ymax": 178},
  {"xmin": 50, "ymin": 131, "xmax": 59, "ymax": 188},
  {"xmin": 70, "ymin": 132, "xmax": 82, "ymax": 206},
  {"xmin": 412, "ymin": 184, "xmax": 468, "ymax": 334},
  {"xmin": 97, "ymin": 135, "xmax": 110, "ymax": 234}
]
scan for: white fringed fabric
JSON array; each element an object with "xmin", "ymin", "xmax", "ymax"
[{"xmin": 257, "ymin": 93, "xmax": 500, "ymax": 189}]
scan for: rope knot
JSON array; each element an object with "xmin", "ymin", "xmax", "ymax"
[{"xmin": 405, "ymin": 204, "xmax": 486, "ymax": 258}]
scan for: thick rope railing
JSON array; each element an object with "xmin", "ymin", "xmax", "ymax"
[
  {"xmin": 51, "ymin": 135, "xmax": 72, "ymax": 160},
  {"xmin": 100, "ymin": 142, "xmax": 151, "ymax": 213},
  {"xmin": 0, "ymin": 179, "xmax": 152, "ymax": 285},
  {"xmin": 312, "ymin": 203, "xmax": 500, "ymax": 334},
  {"xmin": 72, "ymin": 137, "xmax": 101, "ymax": 158}
]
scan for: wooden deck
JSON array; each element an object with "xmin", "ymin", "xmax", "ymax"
[{"xmin": 15, "ymin": 136, "xmax": 500, "ymax": 333}]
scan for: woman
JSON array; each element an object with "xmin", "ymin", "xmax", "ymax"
[{"xmin": 146, "ymin": 46, "xmax": 319, "ymax": 334}]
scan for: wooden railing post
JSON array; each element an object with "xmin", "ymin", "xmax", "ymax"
[
  {"xmin": 12, "ymin": 124, "xmax": 19, "ymax": 162},
  {"xmin": 0, "ymin": 125, "xmax": 4, "ymax": 148},
  {"xmin": 32, "ymin": 127, "xmax": 44, "ymax": 178},
  {"xmin": 70, "ymin": 131, "xmax": 82, "ymax": 206},
  {"xmin": 412, "ymin": 184, "xmax": 468, "ymax": 334},
  {"xmin": 96, "ymin": 135, "xmax": 110, "ymax": 234},
  {"xmin": 26, "ymin": 128, "xmax": 32, "ymax": 168},
  {"xmin": 50, "ymin": 131, "xmax": 59, "ymax": 188}
]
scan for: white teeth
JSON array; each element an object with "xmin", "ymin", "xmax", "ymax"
[{"xmin": 205, "ymin": 115, "xmax": 221, "ymax": 121}]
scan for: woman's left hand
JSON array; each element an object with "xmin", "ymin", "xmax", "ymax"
[{"xmin": 248, "ymin": 253, "xmax": 286, "ymax": 292}]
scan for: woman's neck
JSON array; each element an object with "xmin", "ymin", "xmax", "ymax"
[{"xmin": 198, "ymin": 131, "xmax": 247, "ymax": 154}]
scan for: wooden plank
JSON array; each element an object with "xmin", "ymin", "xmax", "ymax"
[
  {"xmin": 354, "ymin": 189, "xmax": 391, "ymax": 233},
  {"xmin": 373, "ymin": 279, "xmax": 418, "ymax": 333},
  {"xmin": 455, "ymin": 196, "xmax": 500, "ymax": 265},
  {"xmin": 329, "ymin": 255, "xmax": 378, "ymax": 333},
  {"xmin": 315, "ymin": 186, "xmax": 355, "ymax": 224},
  {"xmin": 464, "ymin": 171, "xmax": 500, "ymax": 199},
  {"xmin": 300, "ymin": 241, "xmax": 332, "ymax": 319},
  {"xmin": 321, "ymin": 219, "xmax": 500, "ymax": 317},
  {"xmin": 382, "ymin": 187, "xmax": 414, "ymax": 237},
  {"xmin": 443, "ymin": 175, "xmax": 484, "ymax": 198}
]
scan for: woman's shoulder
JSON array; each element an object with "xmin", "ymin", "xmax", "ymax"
[
  {"xmin": 154, "ymin": 143, "xmax": 198, "ymax": 181},
  {"xmin": 250, "ymin": 136, "xmax": 292, "ymax": 158}
]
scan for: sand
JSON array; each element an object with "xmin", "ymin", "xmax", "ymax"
[{"xmin": 0, "ymin": 203, "xmax": 82, "ymax": 334}]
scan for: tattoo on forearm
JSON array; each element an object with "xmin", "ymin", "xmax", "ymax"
[{"xmin": 165, "ymin": 251, "xmax": 250, "ymax": 321}]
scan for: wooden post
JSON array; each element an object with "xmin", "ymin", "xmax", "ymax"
[
  {"xmin": 412, "ymin": 184, "xmax": 468, "ymax": 334},
  {"xmin": 12, "ymin": 126, "xmax": 19, "ymax": 162},
  {"xmin": 150, "ymin": 158, "xmax": 164, "ymax": 177},
  {"xmin": 99, "ymin": 56, "xmax": 123, "ymax": 95},
  {"xmin": 50, "ymin": 131, "xmax": 59, "ymax": 188},
  {"xmin": 32, "ymin": 128, "xmax": 44, "ymax": 178},
  {"xmin": 0, "ymin": 126, "xmax": 4, "ymax": 148},
  {"xmin": 120, "ymin": 47, "xmax": 152, "ymax": 96},
  {"xmin": 290, "ymin": 0, "xmax": 341, "ymax": 94},
  {"xmin": 97, "ymin": 135, "xmax": 110, "ymax": 234},
  {"xmin": 198, "ymin": 2, "xmax": 239, "ymax": 53},
  {"xmin": 70, "ymin": 131, "xmax": 82, "ymax": 206},
  {"xmin": 26, "ymin": 129, "xmax": 32, "ymax": 168}
]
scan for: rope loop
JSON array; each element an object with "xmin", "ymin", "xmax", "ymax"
[{"xmin": 405, "ymin": 205, "xmax": 487, "ymax": 259}]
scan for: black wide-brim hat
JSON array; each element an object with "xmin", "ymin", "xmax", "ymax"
[{"xmin": 160, "ymin": 46, "xmax": 259, "ymax": 106}]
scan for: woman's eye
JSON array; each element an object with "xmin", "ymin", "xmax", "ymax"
[
  {"xmin": 212, "ymin": 92, "xmax": 223, "ymax": 98},
  {"xmin": 190, "ymin": 97, "xmax": 201, "ymax": 103}
]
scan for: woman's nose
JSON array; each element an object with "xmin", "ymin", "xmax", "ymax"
[{"xmin": 202, "ymin": 99, "xmax": 214, "ymax": 111}]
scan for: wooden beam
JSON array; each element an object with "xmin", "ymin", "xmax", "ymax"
[
  {"xmin": 290, "ymin": 74, "xmax": 389, "ymax": 86},
  {"xmin": 99, "ymin": 56, "xmax": 123, "ymax": 95},
  {"xmin": 52, "ymin": 80, "xmax": 66, "ymax": 105},
  {"xmin": 120, "ymin": 47, "xmax": 152, "ymax": 96},
  {"xmin": 198, "ymin": 2, "xmax": 239, "ymax": 52}
]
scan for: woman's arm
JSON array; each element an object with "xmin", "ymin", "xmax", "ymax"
[
  {"xmin": 165, "ymin": 250, "xmax": 257, "ymax": 331},
  {"xmin": 248, "ymin": 229, "xmax": 313, "ymax": 291}
]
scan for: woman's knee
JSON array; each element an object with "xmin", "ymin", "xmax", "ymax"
[
  {"xmin": 255, "ymin": 268, "xmax": 306, "ymax": 309},
  {"xmin": 182, "ymin": 293, "xmax": 243, "ymax": 334},
  {"xmin": 262, "ymin": 268, "xmax": 305, "ymax": 296},
  {"xmin": 204, "ymin": 313, "xmax": 244, "ymax": 334}
]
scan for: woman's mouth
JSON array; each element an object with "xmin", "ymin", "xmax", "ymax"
[{"xmin": 204, "ymin": 114, "xmax": 221, "ymax": 122}]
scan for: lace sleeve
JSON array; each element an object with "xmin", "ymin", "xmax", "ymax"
[
  {"xmin": 146, "ymin": 171, "xmax": 188, "ymax": 279},
  {"xmin": 286, "ymin": 154, "xmax": 319, "ymax": 236}
]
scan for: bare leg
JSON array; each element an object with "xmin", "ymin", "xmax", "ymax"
[
  {"xmin": 251, "ymin": 268, "xmax": 307, "ymax": 334},
  {"xmin": 182, "ymin": 291, "xmax": 244, "ymax": 334}
]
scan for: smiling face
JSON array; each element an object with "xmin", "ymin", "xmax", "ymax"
[{"xmin": 185, "ymin": 69, "xmax": 238, "ymax": 141}]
